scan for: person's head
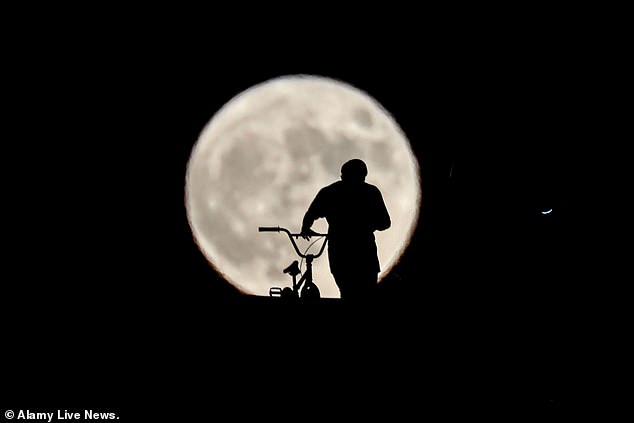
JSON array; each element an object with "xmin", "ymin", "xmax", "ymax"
[{"xmin": 340, "ymin": 159, "xmax": 368, "ymax": 183}]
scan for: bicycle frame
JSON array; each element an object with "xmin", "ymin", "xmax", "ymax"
[{"xmin": 258, "ymin": 226, "xmax": 328, "ymax": 299}]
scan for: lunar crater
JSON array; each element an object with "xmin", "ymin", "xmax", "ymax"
[{"xmin": 353, "ymin": 107, "xmax": 374, "ymax": 128}]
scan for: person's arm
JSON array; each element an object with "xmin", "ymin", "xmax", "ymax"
[
  {"xmin": 301, "ymin": 189, "xmax": 325, "ymax": 238},
  {"xmin": 374, "ymin": 189, "xmax": 391, "ymax": 231}
]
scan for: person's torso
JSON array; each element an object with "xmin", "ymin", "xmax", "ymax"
[{"xmin": 321, "ymin": 181, "xmax": 379, "ymax": 243}]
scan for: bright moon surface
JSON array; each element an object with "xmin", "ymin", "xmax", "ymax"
[{"xmin": 185, "ymin": 75, "xmax": 421, "ymax": 298}]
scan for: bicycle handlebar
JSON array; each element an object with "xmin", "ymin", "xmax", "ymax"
[
  {"xmin": 258, "ymin": 226, "xmax": 328, "ymax": 259},
  {"xmin": 258, "ymin": 226, "xmax": 281, "ymax": 232}
]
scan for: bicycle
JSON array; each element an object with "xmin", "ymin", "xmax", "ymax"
[{"xmin": 258, "ymin": 226, "xmax": 328, "ymax": 301}]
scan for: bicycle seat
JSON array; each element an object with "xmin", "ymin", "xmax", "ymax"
[{"xmin": 283, "ymin": 260, "xmax": 301, "ymax": 277}]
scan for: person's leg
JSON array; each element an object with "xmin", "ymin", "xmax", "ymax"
[
  {"xmin": 355, "ymin": 270, "xmax": 378, "ymax": 302},
  {"xmin": 333, "ymin": 271, "xmax": 352, "ymax": 300},
  {"xmin": 334, "ymin": 270, "xmax": 378, "ymax": 302}
]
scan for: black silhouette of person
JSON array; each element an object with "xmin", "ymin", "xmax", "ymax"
[{"xmin": 301, "ymin": 159, "xmax": 391, "ymax": 300}]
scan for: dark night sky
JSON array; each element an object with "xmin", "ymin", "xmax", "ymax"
[{"xmin": 3, "ymin": 12, "xmax": 617, "ymax": 418}]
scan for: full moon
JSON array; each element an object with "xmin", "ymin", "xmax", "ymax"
[{"xmin": 185, "ymin": 75, "xmax": 420, "ymax": 298}]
